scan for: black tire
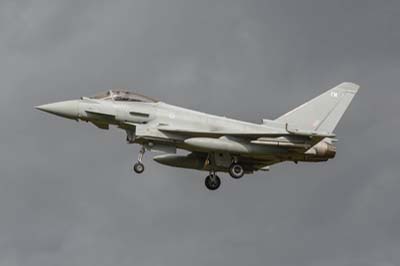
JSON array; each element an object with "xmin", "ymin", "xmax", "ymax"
[
  {"xmin": 205, "ymin": 175, "xmax": 221, "ymax": 191},
  {"xmin": 133, "ymin": 162, "xmax": 145, "ymax": 174},
  {"xmin": 229, "ymin": 163, "xmax": 244, "ymax": 179}
]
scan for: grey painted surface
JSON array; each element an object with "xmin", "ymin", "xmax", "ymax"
[
  {"xmin": 36, "ymin": 82, "xmax": 353, "ymax": 177},
  {"xmin": 1, "ymin": 0, "xmax": 400, "ymax": 265}
]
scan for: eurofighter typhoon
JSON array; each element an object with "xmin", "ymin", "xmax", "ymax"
[{"xmin": 36, "ymin": 82, "xmax": 359, "ymax": 190}]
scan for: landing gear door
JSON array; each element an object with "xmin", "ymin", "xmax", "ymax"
[
  {"xmin": 214, "ymin": 152, "xmax": 232, "ymax": 168},
  {"xmin": 145, "ymin": 143, "xmax": 177, "ymax": 154},
  {"xmin": 126, "ymin": 127, "xmax": 136, "ymax": 143},
  {"xmin": 119, "ymin": 121, "xmax": 136, "ymax": 143}
]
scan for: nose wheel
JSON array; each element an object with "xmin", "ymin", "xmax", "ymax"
[
  {"xmin": 133, "ymin": 162, "xmax": 145, "ymax": 174},
  {"xmin": 133, "ymin": 146, "xmax": 146, "ymax": 174},
  {"xmin": 205, "ymin": 173, "xmax": 221, "ymax": 191}
]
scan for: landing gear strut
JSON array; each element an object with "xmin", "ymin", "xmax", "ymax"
[
  {"xmin": 205, "ymin": 172, "xmax": 221, "ymax": 191},
  {"xmin": 133, "ymin": 146, "xmax": 145, "ymax": 174}
]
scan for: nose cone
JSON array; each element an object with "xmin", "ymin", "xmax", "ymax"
[{"xmin": 36, "ymin": 100, "xmax": 79, "ymax": 120}]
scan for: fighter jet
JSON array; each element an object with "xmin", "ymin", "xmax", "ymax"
[{"xmin": 36, "ymin": 82, "xmax": 359, "ymax": 190}]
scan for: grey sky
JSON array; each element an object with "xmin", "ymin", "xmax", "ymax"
[{"xmin": 1, "ymin": 0, "xmax": 400, "ymax": 265}]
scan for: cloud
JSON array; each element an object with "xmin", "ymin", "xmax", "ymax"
[{"xmin": 1, "ymin": 0, "xmax": 400, "ymax": 265}]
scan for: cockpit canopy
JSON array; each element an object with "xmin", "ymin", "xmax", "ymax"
[{"xmin": 90, "ymin": 90, "xmax": 157, "ymax": 103}]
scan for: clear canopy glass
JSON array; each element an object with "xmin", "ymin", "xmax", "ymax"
[{"xmin": 90, "ymin": 90, "xmax": 157, "ymax": 103}]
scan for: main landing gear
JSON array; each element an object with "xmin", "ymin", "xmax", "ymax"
[
  {"xmin": 132, "ymin": 148, "xmax": 245, "ymax": 191},
  {"xmin": 205, "ymin": 172, "xmax": 221, "ymax": 191},
  {"xmin": 229, "ymin": 163, "xmax": 245, "ymax": 179},
  {"xmin": 204, "ymin": 164, "xmax": 244, "ymax": 191},
  {"xmin": 133, "ymin": 146, "xmax": 145, "ymax": 174},
  {"xmin": 203, "ymin": 155, "xmax": 246, "ymax": 190}
]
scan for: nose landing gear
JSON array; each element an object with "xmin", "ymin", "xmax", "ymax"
[
  {"xmin": 133, "ymin": 146, "xmax": 146, "ymax": 174},
  {"xmin": 133, "ymin": 162, "xmax": 145, "ymax": 174}
]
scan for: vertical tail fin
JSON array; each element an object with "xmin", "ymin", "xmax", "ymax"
[{"xmin": 275, "ymin": 82, "xmax": 360, "ymax": 133}]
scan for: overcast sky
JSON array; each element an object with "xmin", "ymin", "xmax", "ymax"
[{"xmin": 1, "ymin": 0, "xmax": 400, "ymax": 265}]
